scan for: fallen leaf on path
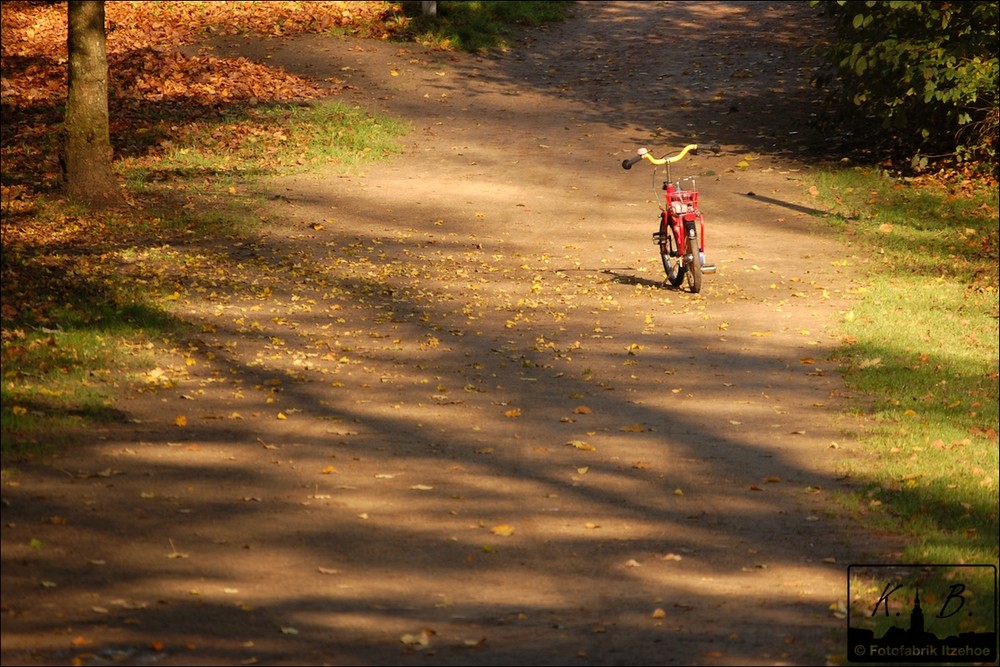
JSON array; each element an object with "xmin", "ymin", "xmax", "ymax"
[
  {"xmin": 566, "ymin": 440, "xmax": 595, "ymax": 451},
  {"xmin": 400, "ymin": 630, "xmax": 433, "ymax": 647},
  {"xmin": 489, "ymin": 524, "xmax": 515, "ymax": 536}
]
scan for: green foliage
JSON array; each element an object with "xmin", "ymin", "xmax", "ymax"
[{"xmin": 813, "ymin": 1, "xmax": 999, "ymax": 167}]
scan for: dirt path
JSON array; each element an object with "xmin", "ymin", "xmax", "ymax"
[{"xmin": 2, "ymin": 3, "xmax": 890, "ymax": 665}]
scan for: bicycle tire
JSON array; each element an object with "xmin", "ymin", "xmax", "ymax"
[
  {"xmin": 685, "ymin": 225, "xmax": 702, "ymax": 294},
  {"xmin": 659, "ymin": 215, "xmax": 685, "ymax": 287}
]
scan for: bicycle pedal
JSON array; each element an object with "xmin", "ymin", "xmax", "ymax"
[{"xmin": 701, "ymin": 264, "xmax": 717, "ymax": 274}]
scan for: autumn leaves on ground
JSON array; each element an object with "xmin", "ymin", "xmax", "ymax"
[{"xmin": 3, "ymin": 2, "xmax": 993, "ymax": 666}]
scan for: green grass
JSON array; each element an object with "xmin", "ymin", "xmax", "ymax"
[
  {"xmin": 0, "ymin": 299, "xmax": 181, "ymax": 458},
  {"xmin": 810, "ymin": 167, "xmax": 999, "ymax": 566},
  {"xmin": 402, "ymin": 1, "xmax": 573, "ymax": 52},
  {"xmin": 121, "ymin": 101, "xmax": 407, "ymax": 194}
]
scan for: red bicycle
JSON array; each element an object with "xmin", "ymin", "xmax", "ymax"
[{"xmin": 622, "ymin": 143, "xmax": 718, "ymax": 293}]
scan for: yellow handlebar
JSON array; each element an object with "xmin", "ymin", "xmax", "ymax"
[{"xmin": 640, "ymin": 143, "xmax": 699, "ymax": 166}]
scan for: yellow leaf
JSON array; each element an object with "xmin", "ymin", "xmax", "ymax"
[
  {"xmin": 490, "ymin": 524, "xmax": 515, "ymax": 536},
  {"xmin": 400, "ymin": 630, "xmax": 431, "ymax": 646},
  {"xmin": 799, "ymin": 357, "xmax": 815, "ymax": 364},
  {"xmin": 12, "ymin": 405, "xmax": 27, "ymax": 415},
  {"xmin": 566, "ymin": 440, "xmax": 596, "ymax": 451},
  {"xmin": 277, "ymin": 412, "xmax": 288, "ymax": 420},
  {"xmin": 504, "ymin": 408, "xmax": 521, "ymax": 418},
  {"xmin": 652, "ymin": 608, "xmax": 667, "ymax": 619},
  {"xmin": 673, "ymin": 488, "xmax": 684, "ymax": 496},
  {"xmin": 164, "ymin": 291, "xmax": 181, "ymax": 301},
  {"xmin": 174, "ymin": 415, "xmax": 187, "ymax": 427},
  {"xmin": 321, "ymin": 466, "xmax": 337, "ymax": 474}
]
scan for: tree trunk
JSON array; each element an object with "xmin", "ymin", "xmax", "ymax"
[{"xmin": 64, "ymin": 0, "xmax": 123, "ymax": 208}]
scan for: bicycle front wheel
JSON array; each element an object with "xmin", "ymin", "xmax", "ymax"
[
  {"xmin": 685, "ymin": 227, "xmax": 703, "ymax": 294},
  {"xmin": 659, "ymin": 216, "xmax": 685, "ymax": 287}
]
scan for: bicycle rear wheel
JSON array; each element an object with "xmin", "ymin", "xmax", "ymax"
[{"xmin": 658, "ymin": 216, "xmax": 685, "ymax": 287}]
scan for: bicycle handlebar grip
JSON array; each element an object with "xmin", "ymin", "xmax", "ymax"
[{"xmin": 622, "ymin": 155, "xmax": 643, "ymax": 170}]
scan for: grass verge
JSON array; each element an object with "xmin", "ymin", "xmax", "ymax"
[
  {"xmin": 1, "ymin": 101, "xmax": 405, "ymax": 460},
  {"xmin": 809, "ymin": 167, "xmax": 999, "ymax": 568},
  {"xmin": 402, "ymin": 1, "xmax": 574, "ymax": 52}
]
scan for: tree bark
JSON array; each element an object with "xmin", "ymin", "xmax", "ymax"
[{"xmin": 64, "ymin": 0, "xmax": 123, "ymax": 208}]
